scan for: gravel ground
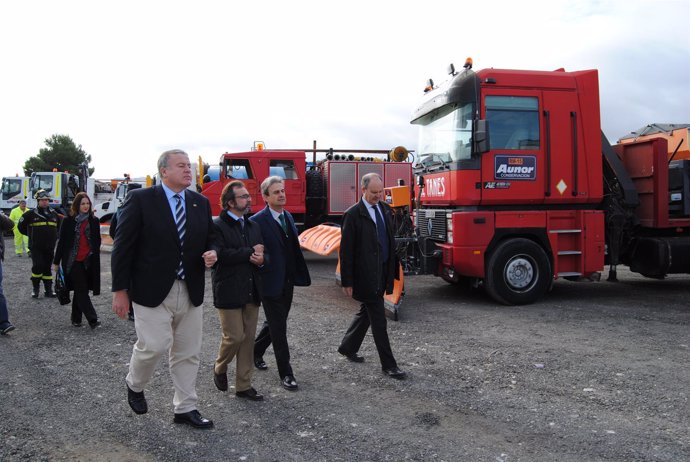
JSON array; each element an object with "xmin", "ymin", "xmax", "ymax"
[{"xmin": 1, "ymin": 239, "xmax": 689, "ymax": 461}]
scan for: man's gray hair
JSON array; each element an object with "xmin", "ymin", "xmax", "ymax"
[
  {"xmin": 158, "ymin": 149, "xmax": 189, "ymax": 174},
  {"xmin": 261, "ymin": 175, "xmax": 284, "ymax": 196},
  {"xmin": 361, "ymin": 172, "xmax": 383, "ymax": 189}
]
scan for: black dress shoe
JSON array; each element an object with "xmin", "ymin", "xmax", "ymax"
[
  {"xmin": 281, "ymin": 375, "xmax": 298, "ymax": 391},
  {"xmin": 254, "ymin": 357, "xmax": 268, "ymax": 370},
  {"xmin": 236, "ymin": 387, "xmax": 264, "ymax": 401},
  {"xmin": 340, "ymin": 352, "xmax": 365, "ymax": 363},
  {"xmin": 213, "ymin": 371, "xmax": 228, "ymax": 391},
  {"xmin": 382, "ymin": 366, "xmax": 407, "ymax": 380},
  {"xmin": 173, "ymin": 410, "xmax": 214, "ymax": 429},
  {"xmin": 127, "ymin": 385, "xmax": 148, "ymax": 414}
]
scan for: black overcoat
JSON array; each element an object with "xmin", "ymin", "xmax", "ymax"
[
  {"xmin": 212, "ymin": 211, "xmax": 264, "ymax": 309},
  {"xmin": 53, "ymin": 215, "xmax": 102, "ymax": 295},
  {"xmin": 339, "ymin": 199, "xmax": 399, "ymax": 302}
]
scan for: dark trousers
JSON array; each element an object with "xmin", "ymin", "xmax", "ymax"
[
  {"xmin": 69, "ymin": 261, "xmax": 98, "ymax": 325},
  {"xmin": 30, "ymin": 247, "xmax": 53, "ymax": 281},
  {"xmin": 339, "ymin": 265, "xmax": 397, "ymax": 370},
  {"xmin": 254, "ymin": 282, "xmax": 294, "ymax": 379}
]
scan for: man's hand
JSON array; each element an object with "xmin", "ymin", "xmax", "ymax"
[
  {"xmin": 342, "ymin": 286, "xmax": 353, "ymax": 297},
  {"xmin": 202, "ymin": 250, "xmax": 218, "ymax": 268},
  {"xmin": 250, "ymin": 244, "xmax": 264, "ymax": 266},
  {"xmin": 112, "ymin": 290, "xmax": 130, "ymax": 319},
  {"xmin": 250, "ymin": 253, "xmax": 264, "ymax": 266}
]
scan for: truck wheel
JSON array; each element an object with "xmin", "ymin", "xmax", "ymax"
[{"xmin": 485, "ymin": 238, "xmax": 551, "ymax": 305}]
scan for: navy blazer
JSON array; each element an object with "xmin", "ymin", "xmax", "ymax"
[
  {"xmin": 250, "ymin": 206, "xmax": 310, "ymax": 297},
  {"xmin": 111, "ymin": 185, "xmax": 217, "ymax": 307}
]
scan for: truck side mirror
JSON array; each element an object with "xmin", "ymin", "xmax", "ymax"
[{"xmin": 474, "ymin": 119, "xmax": 490, "ymax": 154}]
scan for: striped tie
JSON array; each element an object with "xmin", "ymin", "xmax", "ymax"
[{"xmin": 174, "ymin": 194, "xmax": 186, "ymax": 279}]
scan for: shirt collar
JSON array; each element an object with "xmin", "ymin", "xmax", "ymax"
[
  {"xmin": 226, "ymin": 210, "xmax": 244, "ymax": 222},
  {"xmin": 161, "ymin": 182, "xmax": 185, "ymax": 203},
  {"xmin": 269, "ymin": 207, "xmax": 283, "ymax": 220}
]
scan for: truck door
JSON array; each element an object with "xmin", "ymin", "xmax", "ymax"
[
  {"xmin": 541, "ymin": 90, "xmax": 589, "ymax": 204},
  {"xmin": 223, "ymin": 157, "xmax": 259, "ymax": 201},
  {"xmin": 480, "ymin": 91, "xmax": 544, "ymax": 205}
]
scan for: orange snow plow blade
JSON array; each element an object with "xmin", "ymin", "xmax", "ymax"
[
  {"xmin": 298, "ymin": 224, "xmax": 341, "ymax": 256},
  {"xmin": 335, "ymin": 260, "xmax": 405, "ymax": 321},
  {"xmin": 384, "ymin": 270, "xmax": 405, "ymax": 321}
]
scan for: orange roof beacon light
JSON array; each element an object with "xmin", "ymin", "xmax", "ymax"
[
  {"xmin": 423, "ymin": 78, "xmax": 434, "ymax": 93},
  {"xmin": 253, "ymin": 141, "xmax": 265, "ymax": 151},
  {"xmin": 463, "ymin": 57, "xmax": 473, "ymax": 69}
]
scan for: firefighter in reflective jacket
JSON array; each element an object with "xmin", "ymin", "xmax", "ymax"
[{"xmin": 18, "ymin": 190, "xmax": 60, "ymax": 298}]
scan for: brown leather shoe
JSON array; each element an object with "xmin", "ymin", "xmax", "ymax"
[
  {"xmin": 213, "ymin": 371, "xmax": 228, "ymax": 391},
  {"xmin": 236, "ymin": 387, "xmax": 264, "ymax": 401}
]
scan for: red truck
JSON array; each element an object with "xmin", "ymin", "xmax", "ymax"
[
  {"xmin": 401, "ymin": 59, "xmax": 690, "ymax": 305},
  {"xmin": 200, "ymin": 143, "xmax": 413, "ymax": 230}
]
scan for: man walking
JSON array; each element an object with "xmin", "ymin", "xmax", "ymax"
[
  {"xmin": 211, "ymin": 180, "xmax": 265, "ymax": 401},
  {"xmin": 251, "ymin": 176, "xmax": 310, "ymax": 391},
  {"xmin": 337, "ymin": 173, "xmax": 406, "ymax": 380},
  {"xmin": 112, "ymin": 149, "xmax": 218, "ymax": 429}
]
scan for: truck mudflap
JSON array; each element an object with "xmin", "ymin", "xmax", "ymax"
[{"xmin": 300, "ymin": 224, "xmax": 405, "ymax": 320}]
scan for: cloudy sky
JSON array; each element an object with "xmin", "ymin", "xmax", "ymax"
[{"xmin": 1, "ymin": 0, "xmax": 688, "ymax": 179}]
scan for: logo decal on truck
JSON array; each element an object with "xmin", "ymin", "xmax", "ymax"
[{"xmin": 495, "ymin": 155, "xmax": 536, "ymax": 180}]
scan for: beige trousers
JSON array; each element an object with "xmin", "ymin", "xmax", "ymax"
[
  {"xmin": 214, "ymin": 303, "xmax": 259, "ymax": 393},
  {"xmin": 126, "ymin": 280, "xmax": 203, "ymax": 414}
]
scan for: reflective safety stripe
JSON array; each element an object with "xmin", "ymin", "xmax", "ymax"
[
  {"xmin": 31, "ymin": 273, "xmax": 43, "ymax": 278},
  {"xmin": 29, "ymin": 222, "xmax": 57, "ymax": 227},
  {"xmin": 41, "ymin": 275, "xmax": 54, "ymax": 280}
]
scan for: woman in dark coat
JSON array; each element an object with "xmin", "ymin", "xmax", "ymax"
[{"xmin": 53, "ymin": 192, "xmax": 102, "ymax": 328}]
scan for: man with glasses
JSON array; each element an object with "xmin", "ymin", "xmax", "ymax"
[{"xmin": 211, "ymin": 180, "xmax": 265, "ymax": 401}]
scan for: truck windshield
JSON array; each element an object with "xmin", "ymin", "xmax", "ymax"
[
  {"xmin": 30, "ymin": 174, "xmax": 55, "ymax": 196},
  {"xmin": 1, "ymin": 178, "xmax": 22, "ymax": 199},
  {"xmin": 416, "ymin": 102, "xmax": 474, "ymax": 167}
]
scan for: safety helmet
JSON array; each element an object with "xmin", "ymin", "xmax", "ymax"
[{"xmin": 34, "ymin": 189, "xmax": 50, "ymax": 200}]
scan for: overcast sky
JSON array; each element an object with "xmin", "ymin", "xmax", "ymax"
[{"xmin": 1, "ymin": 0, "xmax": 688, "ymax": 179}]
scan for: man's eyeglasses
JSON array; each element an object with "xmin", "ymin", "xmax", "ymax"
[{"xmin": 236, "ymin": 194, "xmax": 251, "ymax": 200}]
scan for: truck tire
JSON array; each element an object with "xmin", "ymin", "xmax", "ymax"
[
  {"xmin": 305, "ymin": 170, "xmax": 325, "ymax": 223},
  {"xmin": 306, "ymin": 170, "xmax": 323, "ymax": 199},
  {"xmin": 485, "ymin": 238, "xmax": 551, "ymax": 305}
]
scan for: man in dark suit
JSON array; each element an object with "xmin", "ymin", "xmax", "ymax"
[
  {"xmin": 250, "ymin": 176, "xmax": 310, "ymax": 391},
  {"xmin": 337, "ymin": 173, "xmax": 406, "ymax": 380},
  {"xmin": 112, "ymin": 149, "xmax": 218, "ymax": 429}
]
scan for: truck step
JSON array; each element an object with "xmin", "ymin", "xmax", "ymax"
[
  {"xmin": 549, "ymin": 229, "xmax": 582, "ymax": 234},
  {"xmin": 558, "ymin": 250, "xmax": 582, "ymax": 255},
  {"xmin": 557, "ymin": 272, "xmax": 583, "ymax": 277}
]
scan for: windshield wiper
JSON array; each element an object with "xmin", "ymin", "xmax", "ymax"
[{"xmin": 418, "ymin": 153, "xmax": 449, "ymax": 171}]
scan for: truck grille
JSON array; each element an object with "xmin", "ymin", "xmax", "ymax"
[{"xmin": 416, "ymin": 209, "xmax": 447, "ymax": 242}]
